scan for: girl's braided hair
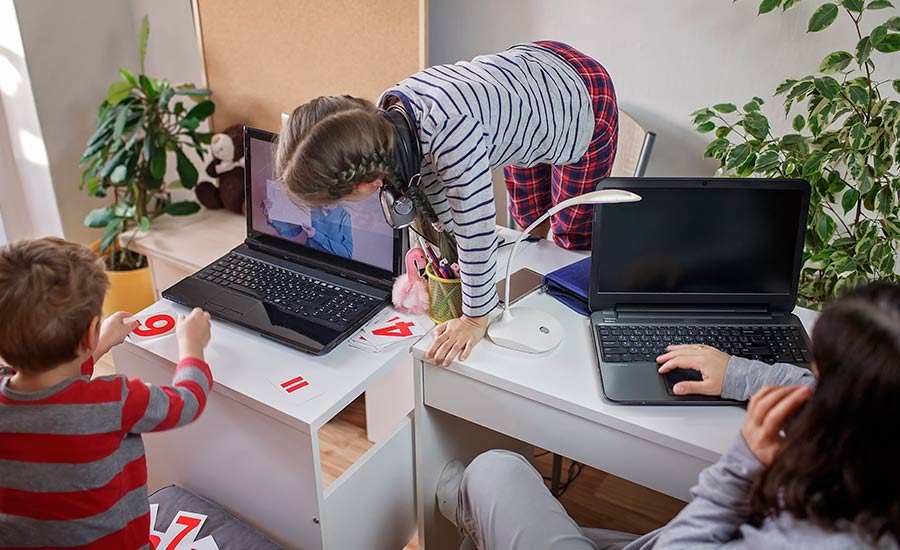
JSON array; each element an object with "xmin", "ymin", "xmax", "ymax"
[{"xmin": 274, "ymin": 96, "xmax": 405, "ymax": 206}]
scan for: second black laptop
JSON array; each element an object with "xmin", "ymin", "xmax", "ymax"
[
  {"xmin": 163, "ymin": 127, "xmax": 405, "ymax": 355},
  {"xmin": 589, "ymin": 178, "xmax": 813, "ymax": 404}
]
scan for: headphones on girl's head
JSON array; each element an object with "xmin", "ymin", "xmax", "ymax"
[{"xmin": 379, "ymin": 101, "xmax": 422, "ymax": 229}]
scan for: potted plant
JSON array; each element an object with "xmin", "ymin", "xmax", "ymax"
[
  {"xmin": 691, "ymin": 0, "xmax": 899, "ymax": 308},
  {"xmin": 80, "ymin": 16, "xmax": 214, "ymax": 315}
]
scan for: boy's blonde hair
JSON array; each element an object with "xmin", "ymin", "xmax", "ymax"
[
  {"xmin": 275, "ymin": 95, "xmax": 401, "ymax": 206},
  {"xmin": 0, "ymin": 238, "xmax": 109, "ymax": 372}
]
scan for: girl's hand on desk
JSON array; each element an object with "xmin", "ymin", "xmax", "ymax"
[
  {"xmin": 656, "ymin": 344, "xmax": 731, "ymax": 395},
  {"xmin": 427, "ymin": 315, "xmax": 488, "ymax": 367}
]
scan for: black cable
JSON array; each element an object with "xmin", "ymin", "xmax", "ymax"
[{"xmin": 498, "ymin": 233, "xmax": 542, "ymax": 249}]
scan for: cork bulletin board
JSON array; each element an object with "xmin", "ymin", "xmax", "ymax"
[{"xmin": 192, "ymin": 0, "xmax": 428, "ymax": 133}]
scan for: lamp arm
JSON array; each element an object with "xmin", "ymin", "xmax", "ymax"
[{"xmin": 501, "ymin": 200, "xmax": 573, "ymax": 321}]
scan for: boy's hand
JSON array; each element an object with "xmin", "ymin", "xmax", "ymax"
[
  {"xmin": 94, "ymin": 311, "xmax": 140, "ymax": 360},
  {"xmin": 656, "ymin": 344, "xmax": 731, "ymax": 396},
  {"xmin": 176, "ymin": 308, "xmax": 212, "ymax": 361},
  {"xmin": 427, "ymin": 315, "xmax": 487, "ymax": 367},
  {"xmin": 741, "ymin": 385, "xmax": 811, "ymax": 465}
]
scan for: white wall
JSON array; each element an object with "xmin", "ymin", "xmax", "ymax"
[
  {"xmin": 429, "ymin": 0, "xmax": 900, "ymax": 178},
  {"xmin": 13, "ymin": 0, "xmax": 138, "ymax": 244},
  {"xmin": 0, "ymin": 0, "xmax": 64, "ymax": 242},
  {"xmin": 9, "ymin": 0, "xmax": 205, "ymax": 245}
]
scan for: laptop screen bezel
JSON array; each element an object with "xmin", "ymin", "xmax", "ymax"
[
  {"xmin": 243, "ymin": 126, "xmax": 404, "ymax": 282},
  {"xmin": 588, "ymin": 177, "xmax": 811, "ymax": 313}
]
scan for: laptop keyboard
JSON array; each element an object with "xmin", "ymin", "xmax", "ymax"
[
  {"xmin": 597, "ymin": 325, "xmax": 810, "ymax": 364},
  {"xmin": 196, "ymin": 253, "xmax": 378, "ymax": 328}
]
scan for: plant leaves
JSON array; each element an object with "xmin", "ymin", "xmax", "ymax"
[
  {"xmin": 713, "ymin": 103, "xmax": 737, "ymax": 113},
  {"xmin": 874, "ymin": 33, "xmax": 900, "ymax": 53},
  {"xmin": 100, "ymin": 219, "xmax": 124, "ymax": 253},
  {"xmin": 185, "ymin": 100, "xmax": 215, "ymax": 121},
  {"xmin": 178, "ymin": 118, "xmax": 200, "ymax": 131},
  {"xmin": 875, "ymin": 185, "xmax": 894, "ymax": 215},
  {"xmin": 84, "ymin": 207, "xmax": 115, "ymax": 228},
  {"xmin": 893, "ymin": 79, "xmax": 900, "ymax": 94},
  {"xmin": 715, "ymin": 126, "xmax": 732, "ymax": 138},
  {"xmin": 175, "ymin": 148, "xmax": 199, "ymax": 189},
  {"xmin": 703, "ymin": 138, "xmax": 731, "ymax": 159},
  {"xmin": 150, "ymin": 145, "xmax": 167, "ymax": 180},
  {"xmin": 886, "ymin": 16, "xmax": 900, "ymax": 31},
  {"xmin": 119, "ymin": 68, "xmax": 138, "ymax": 87},
  {"xmin": 744, "ymin": 100, "xmax": 761, "ymax": 112},
  {"xmin": 816, "ymin": 213, "xmax": 837, "ymax": 243},
  {"xmin": 140, "ymin": 216, "xmax": 150, "ymax": 232},
  {"xmin": 726, "ymin": 143, "xmax": 752, "ymax": 169},
  {"xmin": 165, "ymin": 200, "xmax": 201, "ymax": 216},
  {"xmin": 755, "ymin": 150, "xmax": 781, "ymax": 172},
  {"xmin": 842, "ymin": 189, "xmax": 860, "ymax": 213},
  {"xmin": 848, "ymin": 84, "xmax": 869, "ymax": 106},
  {"xmin": 793, "ymin": 114, "xmax": 806, "ymax": 131},
  {"xmin": 106, "ymin": 81, "xmax": 132, "ymax": 106},
  {"xmin": 808, "ymin": 3, "xmax": 839, "ymax": 32},
  {"xmin": 814, "ymin": 76, "xmax": 841, "ymax": 99},
  {"xmin": 691, "ymin": 108, "xmax": 716, "ymax": 125},
  {"xmin": 697, "ymin": 121, "xmax": 716, "ymax": 133},
  {"xmin": 112, "ymin": 106, "xmax": 129, "ymax": 143},
  {"xmin": 174, "ymin": 87, "xmax": 212, "ymax": 97},
  {"xmin": 866, "ymin": 0, "xmax": 893, "ymax": 8},
  {"xmin": 743, "ymin": 111, "xmax": 771, "ymax": 140},
  {"xmin": 109, "ymin": 164, "xmax": 127, "ymax": 184},
  {"xmin": 139, "ymin": 15, "xmax": 149, "ymax": 74},
  {"xmin": 819, "ymin": 51, "xmax": 854, "ymax": 73},
  {"xmin": 841, "ymin": 0, "xmax": 864, "ymax": 11},
  {"xmin": 776, "ymin": 78, "xmax": 798, "ymax": 95},
  {"xmin": 856, "ymin": 36, "xmax": 873, "ymax": 65},
  {"xmin": 759, "ymin": 0, "xmax": 781, "ymax": 13},
  {"xmin": 783, "ymin": 0, "xmax": 804, "ymax": 10}
]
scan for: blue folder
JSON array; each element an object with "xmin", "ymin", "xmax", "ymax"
[{"xmin": 541, "ymin": 257, "xmax": 591, "ymax": 317}]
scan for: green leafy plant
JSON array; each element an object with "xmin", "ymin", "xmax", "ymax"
[
  {"xmin": 691, "ymin": 0, "xmax": 900, "ymax": 308},
  {"xmin": 80, "ymin": 15, "xmax": 213, "ymax": 271}
]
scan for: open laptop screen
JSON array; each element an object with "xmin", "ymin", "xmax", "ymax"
[
  {"xmin": 245, "ymin": 130, "xmax": 397, "ymax": 272},
  {"xmin": 590, "ymin": 178, "xmax": 809, "ymax": 311}
]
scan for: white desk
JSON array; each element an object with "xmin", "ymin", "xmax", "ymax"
[
  {"xmin": 113, "ymin": 299, "xmax": 428, "ymax": 549},
  {"xmin": 412, "ymin": 228, "xmax": 818, "ymax": 549}
]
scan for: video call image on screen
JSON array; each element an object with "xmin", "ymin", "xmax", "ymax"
[
  {"xmin": 593, "ymin": 187, "xmax": 801, "ymax": 295},
  {"xmin": 248, "ymin": 137, "xmax": 395, "ymax": 271}
]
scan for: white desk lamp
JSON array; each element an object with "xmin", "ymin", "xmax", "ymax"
[{"xmin": 487, "ymin": 189, "xmax": 642, "ymax": 354}]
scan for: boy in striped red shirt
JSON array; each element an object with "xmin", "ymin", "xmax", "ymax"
[{"xmin": 0, "ymin": 237, "xmax": 213, "ymax": 549}]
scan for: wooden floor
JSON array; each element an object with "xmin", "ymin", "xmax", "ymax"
[{"xmin": 98, "ymin": 354, "xmax": 685, "ymax": 549}]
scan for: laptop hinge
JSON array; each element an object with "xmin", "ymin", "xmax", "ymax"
[{"xmin": 610, "ymin": 303, "xmax": 774, "ymax": 320}]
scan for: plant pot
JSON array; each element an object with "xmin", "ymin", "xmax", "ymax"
[{"xmin": 90, "ymin": 241, "xmax": 155, "ymax": 317}]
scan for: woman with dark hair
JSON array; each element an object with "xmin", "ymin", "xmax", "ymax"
[
  {"xmin": 275, "ymin": 42, "xmax": 618, "ymax": 366},
  {"xmin": 436, "ymin": 282, "xmax": 900, "ymax": 549}
]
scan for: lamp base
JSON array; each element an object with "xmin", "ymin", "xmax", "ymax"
[{"xmin": 487, "ymin": 307, "xmax": 562, "ymax": 354}]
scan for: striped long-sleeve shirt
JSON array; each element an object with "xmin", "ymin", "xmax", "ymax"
[
  {"xmin": 380, "ymin": 43, "xmax": 594, "ymax": 317},
  {"xmin": 0, "ymin": 356, "xmax": 212, "ymax": 550}
]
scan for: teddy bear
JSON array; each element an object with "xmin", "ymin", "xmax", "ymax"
[{"xmin": 195, "ymin": 124, "xmax": 246, "ymax": 214}]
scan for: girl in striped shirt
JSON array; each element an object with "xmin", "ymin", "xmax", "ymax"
[{"xmin": 276, "ymin": 41, "xmax": 618, "ymax": 365}]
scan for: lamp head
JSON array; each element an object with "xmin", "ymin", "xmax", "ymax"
[{"xmin": 556, "ymin": 189, "xmax": 642, "ymax": 211}]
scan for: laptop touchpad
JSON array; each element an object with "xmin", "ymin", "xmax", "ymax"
[
  {"xmin": 663, "ymin": 368, "xmax": 704, "ymax": 396},
  {"xmin": 206, "ymin": 293, "xmax": 256, "ymax": 315}
]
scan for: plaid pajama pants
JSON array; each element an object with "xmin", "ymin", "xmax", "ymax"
[{"xmin": 504, "ymin": 41, "xmax": 618, "ymax": 250}]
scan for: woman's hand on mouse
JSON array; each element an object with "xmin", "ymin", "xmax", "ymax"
[
  {"xmin": 741, "ymin": 385, "xmax": 812, "ymax": 465},
  {"xmin": 656, "ymin": 344, "xmax": 731, "ymax": 396},
  {"xmin": 427, "ymin": 315, "xmax": 488, "ymax": 367}
]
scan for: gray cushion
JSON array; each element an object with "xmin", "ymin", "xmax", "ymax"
[{"xmin": 149, "ymin": 485, "xmax": 283, "ymax": 549}]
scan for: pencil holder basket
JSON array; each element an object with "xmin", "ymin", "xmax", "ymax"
[{"xmin": 425, "ymin": 263, "xmax": 463, "ymax": 324}]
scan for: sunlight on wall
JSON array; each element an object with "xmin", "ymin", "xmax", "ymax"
[
  {"xmin": 17, "ymin": 128, "xmax": 48, "ymax": 166},
  {"xmin": 0, "ymin": 55, "xmax": 21, "ymax": 96}
]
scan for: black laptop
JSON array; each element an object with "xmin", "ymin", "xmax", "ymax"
[
  {"xmin": 589, "ymin": 178, "xmax": 812, "ymax": 405},
  {"xmin": 163, "ymin": 127, "xmax": 405, "ymax": 355}
]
